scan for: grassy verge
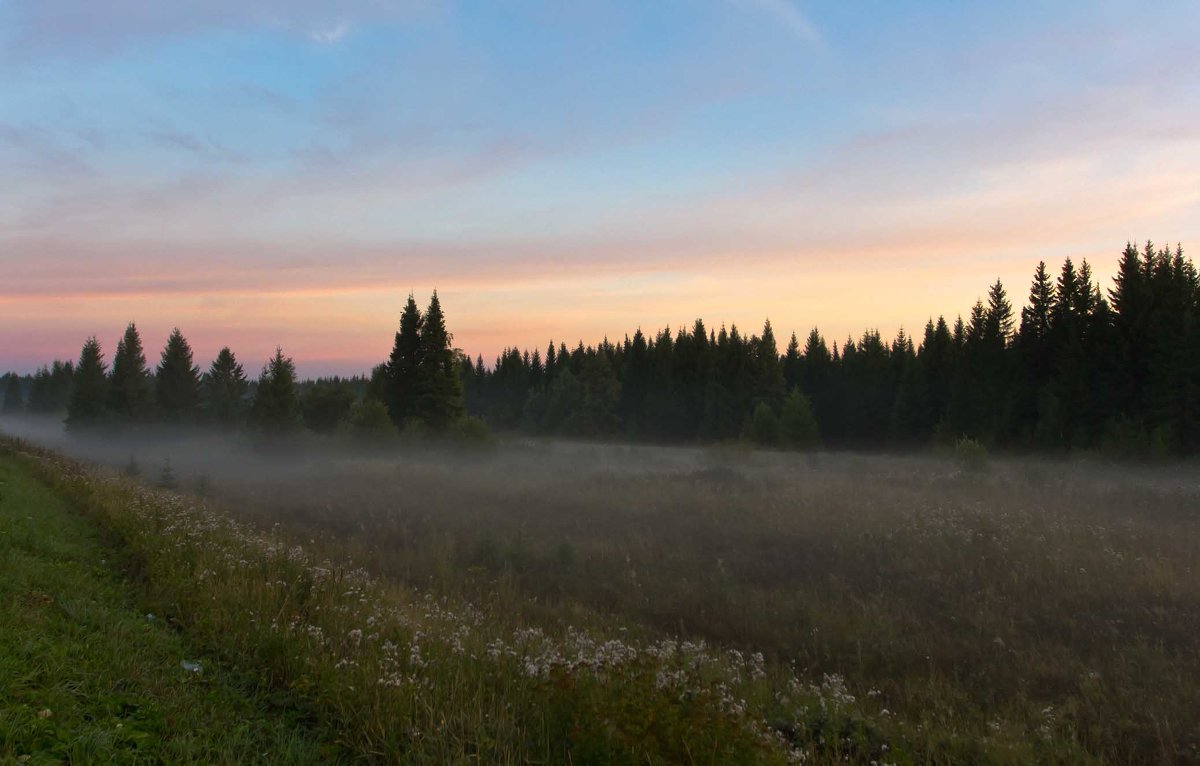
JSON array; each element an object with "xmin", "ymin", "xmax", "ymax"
[{"xmin": 0, "ymin": 451, "xmax": 330, "ymax": 764}]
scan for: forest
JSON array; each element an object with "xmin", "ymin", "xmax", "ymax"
[{"xmin": 3, "ymin": 240, "xmax": 1198, "ymax": 456}]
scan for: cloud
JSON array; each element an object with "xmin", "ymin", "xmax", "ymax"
[
  {"xmin": 733, "ymin": 0, "xmax": 822, "ymax": 47},
  {"xmin": 0, "ymin": 1, "xmax": 433, "ymax": 62},
  {"xmin": 146, "ymin": 126, "xmax": 246, "ymax": 163},
  {"xmin": 310, "ymin": 21, "xmax": 350, "ymax": 44}
]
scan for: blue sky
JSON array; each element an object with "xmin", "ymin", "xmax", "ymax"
[{"xmin": 2, "ymin": 1, "xmax": 1199, "ymax": 374}]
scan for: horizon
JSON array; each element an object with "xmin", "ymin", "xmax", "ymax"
[{"xmin": 4, "ymin": 2, "xmax": 1200, "ymax": 376}]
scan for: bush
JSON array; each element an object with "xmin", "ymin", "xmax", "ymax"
[
  {"xmin": 780, "ymin": 389, "xmax": 821, "ymax": 450},
  {"xmin": 746, "ymin": 402, "xmax": 781, "ymax": 447},
  {"xmin": 449, "ymin": 415, "xmax": 493, "ymax": 446},
  {"xmin": 156, "ymin": 458, "xmax": 178, "ymax": 489},
  {"xmin": 340, "ymin": 398, "xmax": 397, "ymax": 444},
  {"xmin": 954, "ymin": 437, "xmax": 989, "ymax": 472}
]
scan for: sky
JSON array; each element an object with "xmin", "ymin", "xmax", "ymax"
[{"xmin": 2, "ymin": 1, "xmax": 1199, "ymax": 376}]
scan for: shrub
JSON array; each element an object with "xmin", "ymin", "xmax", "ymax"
[
  {"xmin": 747, "ymin": 402, "xmax": 781, "ymax": 447},
  {"xmin": 780, "ymin": 389, "xmax": 821, "ymax": 450},
  {"xmin": 340, "ymin": 398, "xmax": 397, "ymax": 444},
  {"xmin": 449, "ymin": 415, "xmax": 493, "ymax": 446},
  {"xmin": 954, "ymin": 437, "xmax": 988, "ymax": 472},
  {"xmin": 156, "ymin": 458, "xmax": 178, "ymax": 489}
]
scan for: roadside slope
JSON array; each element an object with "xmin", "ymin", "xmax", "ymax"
[{"xmin": 0, "ymin": 452, "xmax": 331, "ymax": 765}]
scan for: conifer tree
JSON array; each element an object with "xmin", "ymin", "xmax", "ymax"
[
  {"xmin": 619, "ymin": 328, "xmax": 651, "ymax": 432},
  {"xmin": 156, "ymin": 328, "xmax": 201, "ymax": 422},
  {"xmin": 921, "ymin": 317, "xmax": 954, "ymax": 435},
  {"xmin": 385, "ymin": 294, "xmax": 423, "ymax": 426},
  {"xmin": 66, "ymin": 338, "xmax": 108, "ymax": 431},
  {"xmin": 1109, "ymin": 242, "xmax": 1149, "ymax": 424},
  {"xmin": 251, "ymin": 348, "xmax": 300, "ymax": 435},
  {"xmin": 783, "ymin": 332, "xmax": 801, "ymax": 390},
  {"xmin": 754, "ymin": 319, "xmax": 786, "ymax": 408},
  {"xmin": 204, "ymin": 347, "xmax": 248, "ymax": 425},
  {"xmin": 414, "ymin": 291, "xmax": 465, "ymax": 430},
  {"xmin": 1015, "ymin": 263, "xmax": 1056, "ymax": 442},
  {"xmin": 108, "ymin": 322, "xmax": 153, "ymax": 421},
  {"xmin": 2, "ymin": 374, "xmax": 23, "ymax": 413}
]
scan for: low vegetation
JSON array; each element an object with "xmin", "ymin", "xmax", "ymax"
[
  {"xmin": 4, "ymin": 430, "xmax": 1198, "ymax": 763},
  {"xmin": 0, "ymin": 451, "xmax": 328, "ymax": 764}
]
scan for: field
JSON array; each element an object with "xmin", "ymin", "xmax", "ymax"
[{"xmin": 3, "ymin": 421, "xmax": 1200, "ymax": 763}]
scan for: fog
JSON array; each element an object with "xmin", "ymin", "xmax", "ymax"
[
  {"xmin": 4, "ymin": 412, "xmax": 1200, "ymax": 502},
  {"xmin": 4, "ymin": 411, "xmax": 1200, "ymax": 762}
]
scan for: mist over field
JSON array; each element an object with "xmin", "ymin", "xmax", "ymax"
[{"xmin": 4, "ymin": 411, "xmax": 1200, "ymax": 761}]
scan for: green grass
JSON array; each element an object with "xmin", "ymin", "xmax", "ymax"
[{"xmin": 0, "ymin": 452, "xmax": 330, "ymax": 765}]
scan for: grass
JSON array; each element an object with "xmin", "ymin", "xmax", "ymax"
[
  {"xmin": 207, "ymin": 441, "xmax": 1200, "ymax": 764},
  {"xmin": 2, "ymin": 438, "xmax": 834, "ymax": 764},
  {"xmin": 3, "ymin": 428, "xmax": 1200, "ymax": 763},
  {"xmin": 0, "ymin": 451, "xmax": 330, "ymax": 764}
]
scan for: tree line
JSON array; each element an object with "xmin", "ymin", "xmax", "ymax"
[
  {"xmin": 1, "ymin": 291, "xmax": 475, "ymax": 443},
  {"xmin": 2, "ymin": 242, "xmax": 1196, "ymax": 455},
  {"xmin": 461, "ymin": 241, "xmax": 1199, "ymax": 455}
]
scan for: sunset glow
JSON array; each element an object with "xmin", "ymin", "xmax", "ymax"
[{"xmin": 3, "ymin": 1, "xmax": 1199, "ymax": 375}]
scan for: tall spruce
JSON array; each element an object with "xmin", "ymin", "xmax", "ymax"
[
  {"xmin": 156, "ymin": 328, "xmax": 201, "ymax": 422},
  {"xmin": 66, "ymin": 338, "xmax": 108, "ymax": 430},
  {"xmin": 204, "ymin": 347, "xmax": 248, "ymax": 425},
  {"xmin": 251, "ymin": 348, "xmax": 300, "ymax": 434},
  {"xmin": 385, "ymin": 294, "xmax": 423, "ymax": 426},
  {"xmin": 414, "ymin": 290, "xmax": 465, "ymax": 430},
  {"xmin": 108, "ymin": 322, "xmax": 153, "ymax": 421}
]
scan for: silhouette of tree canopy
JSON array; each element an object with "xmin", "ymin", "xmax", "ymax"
[
  {"xmin": 204, "ymin": 347, "xmax": 248, "ymax": 426},
  {"xmin": 251, "ymin": 347, "xmax": 301, "ymax": 435},
  {"xmin": 66, "ymin": 338, "xmax": 108, "ymax": 431},
  {"xmin": 156, "ymin": 328, "xmax": 202, "ymax": 422},
  {"xmin": 461, "ymin": 242, "xmax": 1200, "ymax": 455},
  {"xmin": 33, "ymin": 241, "xmax": 1200, "ymax": 456},
  {"xmin": 108, "ymin": 322, "xmax": 153, "ymax": 422}
]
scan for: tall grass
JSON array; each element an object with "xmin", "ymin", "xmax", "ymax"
[
  {"xmin": 4, "ymin": 437, "xmax": 915, "ymax": 764},
  {"xmin": 208, "ymin": 443, "xmax": 1200, "ymax": 764},
  {"xmin": 7, "ymin": 432, "xmax": 1200, "ymax": 762}
]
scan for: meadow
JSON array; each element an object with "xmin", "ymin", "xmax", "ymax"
[{"xmin": 3, "ymin": 422, "xmax": 1199, "ymax": 763}]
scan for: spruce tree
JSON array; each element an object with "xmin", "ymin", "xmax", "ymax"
[
  {"xmin": 414, "ymin": 290, "xmax": 465, "ymax": 430},
  {"xmin": 251, "ymin": 348, "xmax": 300, "ymax": 435},
  {"xmin": 1016, "ymin": 262, "xmax": 1056, "ymax": 442},
  {"xmin": 108, "ymin": 322, "xmax": 153, "ymax": 422},
  {"xmin": 755, "ymin": 319, "xmax": 786, "ymax": 408},
  {"xmin": 204, "ymin": 347, "xmax": 248, "ymax": 426},
  {"xmin": 619, "ymin": 328, "xmax": 650, "ymax": 433},
  {"xmin": 385, "ymin": 294, "xmax": 423, "ymax": 426},
  {"xmin": 921, "ymin": 317, "xmax": 954, "ymax": 434},
  {"xmin": 156, "ymin": 328, "xmax": 201, "ymax": 422},
  {"xmin": 2, "ymin": 374, "xmax": 23, "ymax": 414},
  {"xmin": 66, "ymin": 338, "xmax": 108, "ymax": 431},
  {"xmin": 783, "ymin": 332, "xmax": 801, "ymax": 391}
]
